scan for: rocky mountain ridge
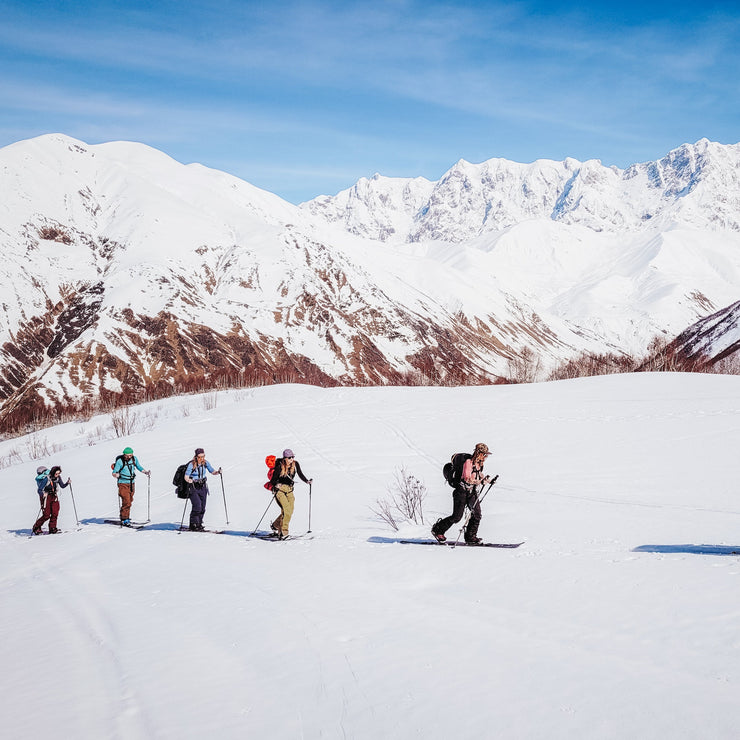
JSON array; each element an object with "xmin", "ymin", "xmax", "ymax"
[{"xmin": 302, "ymin": 139, "xmax": 740, "ymax": 242}]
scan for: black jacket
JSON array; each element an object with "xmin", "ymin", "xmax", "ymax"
[{"xmin": 270, "ymin": 459, "xmax": 310, "ymax": 489}]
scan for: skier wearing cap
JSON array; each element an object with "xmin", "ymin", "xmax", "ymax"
[
  {"xmin": 269, "ymin": 449, "xmax": 312, "ymax": 539},
  {"xmin": 32, "ymin": 465, "xmax": 70, "ymax": 534},
  {"xmin": 432, "ymin": 442, "xmax": 493, "ymax": 544},
  {"xmin": 112, "ymin": 447, "xmax": 150, "ymax": 526},
  {"xmin": 184, "ymin": 448, "xmax": 221, "ymax": 531}
]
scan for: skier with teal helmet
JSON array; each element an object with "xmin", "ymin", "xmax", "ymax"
[{"xmin": 112, "ymin": 446, "xmax": 150, "ymax": 526}]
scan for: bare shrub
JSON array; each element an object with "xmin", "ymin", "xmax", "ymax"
[
  {"xmin": 0, "ymin": 447, "xmax": 23, "ymax": 469},
  {"xmin": 639, "ymin": 335, "xmax": 687, "ymax": 372},
  {"xmin": 548, "ymin": 352, "xmax": 636, "ymax": 381},
  {"xmin": 709, "ymin": 353, "xmax": 740, "ymax": 375},
  {"xmin": 110, "ymin": 407, "xmax": 139, "ymax": 437},
  {"xmin": 86, "ymin": 425, "xmax": 107, "ymax": 446},
  {"xmin": 371, "ymin": 466, "xmax": 427, "ymax": 530},
  {"xmin": 506, "ymin": 347, "xmax": 542, "ymax": 383},
  {"xmin": 136, "ymin": 409, "xmax": 158, "ymax": 432},
  {"xmin": 371, "ymin": 497, "xmax": 400, "ymax": 531},
  {"xmin": 25, "ymin": 433, "xmax": 51, "ymax": 460},
  {"xmin": 202, "ymin": 392, "xmax": 218, "ymax": 411}
]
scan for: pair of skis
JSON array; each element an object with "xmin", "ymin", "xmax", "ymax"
[{"xmin": 399, "ymin": 539, "xmax": 523, "ymax": 548}]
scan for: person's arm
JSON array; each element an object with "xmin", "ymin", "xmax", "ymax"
[
  {"xmin": 112, "ymin": 459, "xmax": 122, "ymax": 478},
  {"xmin": 184, "ymin": 462, "xmax": 195, "ymax": 483},
  {"xmin": 461, "ymin": 459, "xmax": 474, "ymax": 484},
  {"xmin": 295, "ymin": 461, "xmax": 311, "ymax": 484}
]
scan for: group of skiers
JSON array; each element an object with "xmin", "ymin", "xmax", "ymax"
[
  {"xmin": 31, "ymin": 446, "xmax": 315, "ymax": 539},
  {"xmin": 31, "ymin": 442, "xmax": 494, "ymax": 543}
]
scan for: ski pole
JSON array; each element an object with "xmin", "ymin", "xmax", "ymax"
[
  {"xmin": 219, "ymin": 470, "xmax": 229, "ymax": 525},
  {"xmin": 307, "ymin": 481, "xmax": 312, "ymax": 533},
  {"xmin": 452, "ymin": 476, "xmax": 498, "ymax": 548},
  {"xmin": 178, "ymin": 496, "xmax": 189, "ymax": 534},
  {"xmin": 251, "ymin": 494, "xmax": 276, "ymax": 535},
  {"xmin": 147, "ymin": 475, "xmax": 151, "ymax": 523},
  {"xmin": 68, "ymin": 481, "xmax": 80, "ymax": 526}
]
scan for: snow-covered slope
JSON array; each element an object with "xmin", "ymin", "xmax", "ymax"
[
  {"xmin": 2, "ymin": 134, "xmax": 740, "ymax": 430},
  {"xmin": 1, "ymin": 375, "xmax": 739, "ymax": 738},
  {"xmin": 665, "ymin": 299, "xmax": 740, "ymax": 369}
]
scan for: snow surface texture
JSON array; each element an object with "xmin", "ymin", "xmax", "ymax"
[{"xmin": 2, "ymin": 374, "xmax": 739, "ymax": 739}]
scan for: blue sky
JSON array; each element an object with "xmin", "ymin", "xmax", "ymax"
[{"xmin": 1, "ymin": 0, "xmax": 739, "ymax": 203}]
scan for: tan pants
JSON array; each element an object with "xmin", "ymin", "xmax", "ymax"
[
  {"xmin": 118, "ymin": 482, "xmax": 134, "ymax": 520},
  {"xmin": 271, "ymin": 486, "xmax": 295, "ymax": 536}
]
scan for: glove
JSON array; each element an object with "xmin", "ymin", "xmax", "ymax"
[{"xmin": 145, "ymin": 470, "xmax": 151, "ymax": 477}]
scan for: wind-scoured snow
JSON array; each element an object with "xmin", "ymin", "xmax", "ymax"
[{"xmin": 1, "ymin": 374, "xmax": 739, "ymax": 739}]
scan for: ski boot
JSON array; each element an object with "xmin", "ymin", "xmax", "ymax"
[{"xmin": 431, "ymin": 519, "xmax": 447, "ymax": 542}]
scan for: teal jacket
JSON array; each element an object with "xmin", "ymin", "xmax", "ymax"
[{"xmin": 113, "ymin": 455, "xmax": 145, "ymax": 484}]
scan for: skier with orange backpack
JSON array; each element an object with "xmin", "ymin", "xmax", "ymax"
[{"xmin": 269, "ymin": 449, "xmax": 312, "ymax": 539}]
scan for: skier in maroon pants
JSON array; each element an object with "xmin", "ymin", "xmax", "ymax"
[{"xmin": 32, "ymin": 466, "xmax": 70, "ymax": 534}]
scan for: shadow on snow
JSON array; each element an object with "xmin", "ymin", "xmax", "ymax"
[{"xmin": 633, "ymin": 544, "xmax": 740, "ymax": 556}]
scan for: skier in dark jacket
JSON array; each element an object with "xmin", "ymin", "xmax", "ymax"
[
  {"xmin": 270, "ymin": 449, "xmax": 312, "ymax": 539},
  {"xmin": 32, "ymin": 465, "xmax": 70, "ymax": 534},
  {"xmin": 432, "ymin": 442, "xmax": 493, "ymax": 544},
  {"xmin": 184, "ymin": 448, "xmax": 221, "ymax": 531}
]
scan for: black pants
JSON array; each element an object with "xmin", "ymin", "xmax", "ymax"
[
  {"xmin": 435, "ymin": 486, "xmax": 482, "ymax": 539},
  {"xmin": 188, "ymin": 481, "xmax": 209, "ymax": 527}
]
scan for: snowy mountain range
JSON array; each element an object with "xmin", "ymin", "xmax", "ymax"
[
  {"xmin": 1, "ymin": 134, "xmax": 740, "ymax": 431},
  {"xmin": 302, "ymin": 138, "xmax": 740, "ymax": 241}
]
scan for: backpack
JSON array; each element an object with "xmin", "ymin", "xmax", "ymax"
[
  {"xmin": 442, "ymin": 452, "xmax": 471, "ymax": 488},
  {"xmin": 111, "ymin": 454, "xmax": 125, "ymax": 471},
  {"xmin": 264, "ymin": 455, "xmax": 276, "ymax": 490},
  {"xmin": 173, "ymin": 463, "xmax": 190, "ymax": 498},
  {"xmin": 35, "ymin": 470, "xmax": 50, "ymax": 496}
]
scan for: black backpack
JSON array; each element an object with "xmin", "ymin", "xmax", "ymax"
[
  {"xmin": 173, "ymin": 463, "xmax": 190, "ymax": 498},
  {"xmin": 442, "ymin": 452, "xmax": 471, "ymax": 488},
  {"xmin": 111, "ymin": 454, "xmax": 126, "ymax": 471}
]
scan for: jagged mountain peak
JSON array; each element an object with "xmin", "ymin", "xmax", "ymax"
[{"xmin": 302, "ymin": 138, "xmax": 740, "ymax": 242}]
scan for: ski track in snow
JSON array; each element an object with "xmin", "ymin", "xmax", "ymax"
[{"xmin": 1, "ymin": 374, "xmax": 740, "ymax": 739}]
